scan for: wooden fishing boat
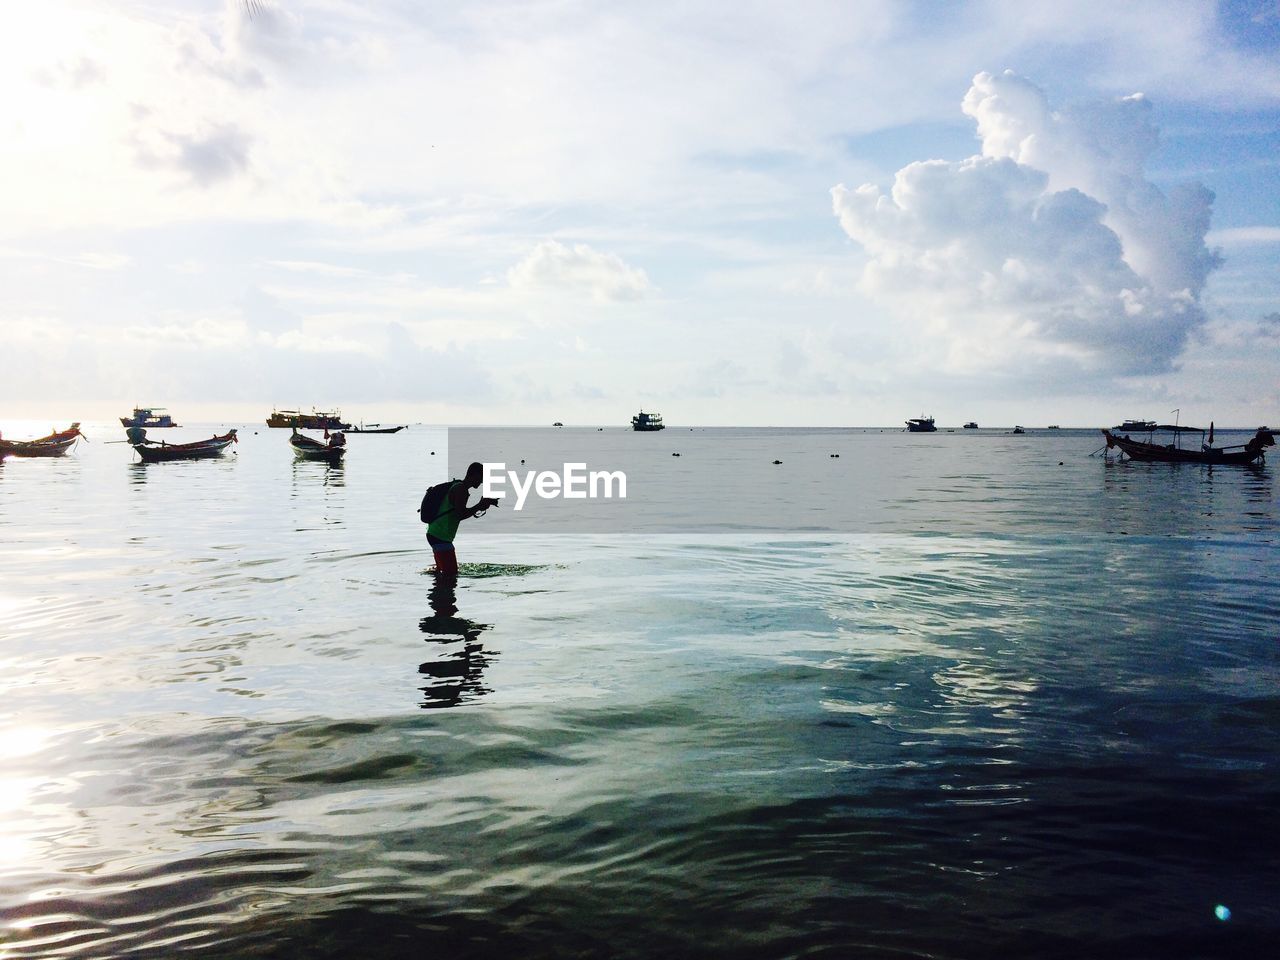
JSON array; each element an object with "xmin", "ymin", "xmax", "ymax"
[
  {"xmin": 1101, "ymin": 427, "xmax": 1274, "ymax": 465},
  {"xmin": 348, "ymin": 423, "xmax": 406, "ymax": 434},
  {"xmin": 133, "ymin": 430, "xmax": 237, "ymax": 462},
  {"xmin": 290, "ymin": 430, "xmax": 346, "ymax": 461},
  {"xmin": 0, "ymin": 423, "xmax": 84, "ymax": 458}
]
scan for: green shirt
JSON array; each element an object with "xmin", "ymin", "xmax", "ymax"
[{"xmin": 427, "ymin": 482, "xmax": 463, "ymax": 542}]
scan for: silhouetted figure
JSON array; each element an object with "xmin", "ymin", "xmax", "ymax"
[{"xmin": 425, "ymin": 461, "xmax": 499, "ymax": 576}]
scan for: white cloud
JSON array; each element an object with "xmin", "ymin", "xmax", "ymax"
[
  {"xmin": 32, "ymin": 55, "xmax": 104, "ymax": 89},
  {"xmin": 165, "ymin": 125, "xmax": 254, "ymax": 187},
  {"xmin": 120, "ymin": 315, "xmax": 248, "ymax": 348},
  {"xmin": 1207, "ymin": 226, "xmax": 1280, "ymax": 246},
  {"xmin": 1258, "ymin": 312, "xmax": 1280, "ymax": 341},
  {"xmin": 59, "ymin": 252, "xmax": 132, "ymax": 270},
  {"xmin": 507, "ymin": 240, "xmax": 654, "ymax": 302},
  {"xmin": 0, "ymin": 5, "xmax": 1277, "ymax": 424},
  {"xmin": 0, "ymin": 249, "xmax": 130, "ymax": 270},
  {"xmin": 268, "ymin": 329, "xmax": 375, "ymax": 355},
  {"xmin": 265, "ymin": 260, "xmax": 371, "ymax": 278},
  {"xmin": 833, "ymin": 70, "xmax": 1223, "ymax": 378}
]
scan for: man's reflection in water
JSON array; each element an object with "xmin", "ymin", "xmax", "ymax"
[{"xmin": 419, "ymin": 570, "xmax": 496, "ymax": 709}]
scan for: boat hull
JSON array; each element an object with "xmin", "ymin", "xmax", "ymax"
[
  {"xmin": 289, "ymin": 436, "xmax": 346, "ymax": 461},
  {"xmin": 349, "ymin": 426, "xmax": 405, "ymax": 434},
  {"xmin": 120, "ymin": 416, "xmax": 179, "ymax": 428},
  {"xmin": 0, "ymin": 425, "xmax": 83, "ymax": 458},
  {"xmin": 133, "ymin": 432, "xmax": 236, "ymax": 462},
  {"xmin": 1102, "ymin": 429, "xmax": 1271, "ymax": 465},
  {"xmin": 0, "ymin": 436, "xmax": 79, "ymax": 458}
]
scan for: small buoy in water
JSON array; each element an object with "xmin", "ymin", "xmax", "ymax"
[
  {"xmin": 1059, "ymin": 461, "xmax": 1064, "ymax": 466},
  {"xmin": 772, "ymin": 459, "xmax": 782, "ymax": 464},
  {"xmin": 1215, "ymin": 905, "xmax": 1231, "ymax": 922},
  {"xmin": 430, "ymin": 451, "xmax": 435, "ymax": 455},
  {"xmin": 520, "ymin": 459, "xmax": 525, "ymax": 464}
]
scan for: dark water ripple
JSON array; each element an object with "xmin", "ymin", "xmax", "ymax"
[{"xmin": 0, "ymin": 425, "xmax": 1277, "ymax": 957}]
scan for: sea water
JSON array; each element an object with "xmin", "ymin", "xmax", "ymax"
[{"xmin": 0, "ymin": 424, "xmax": 1276, "ymax": 958}]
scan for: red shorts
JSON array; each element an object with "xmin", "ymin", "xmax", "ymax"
[{"xmin": 428, "ymin": 534, "xmax": 457, "ymax": 576}]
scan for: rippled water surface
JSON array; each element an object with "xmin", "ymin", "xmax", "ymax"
[{"xmin": 1, "ymin": 424, "xmax": 1277, "ymax": 958}]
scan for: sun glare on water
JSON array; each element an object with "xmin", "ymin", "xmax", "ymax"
[{"xmin": 0, "ymin": 726, "xmax": 52, "ymax": 871}]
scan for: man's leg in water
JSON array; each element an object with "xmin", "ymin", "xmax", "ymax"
[{"xmin": 431, "ymin": 541, "xmax": 458, "ymax": 577}]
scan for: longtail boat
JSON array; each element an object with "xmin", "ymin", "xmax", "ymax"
[
  {"xmin": 290, "ymin": 429, "xmax": 346, "ymax": 462},
  {"xmin": 1101, "ymin": 426, "xmax": 1274, "ymax": 465},
  {"xmin": 348, "ymin": 423, "xmax": 406, "ymax": 434},
  {"xmin": 0, "ymin": 423, "xmax": 84, "ymax": 458},
  {"xmin": 132, "ymin": 430, "xmax": 237, "ymax": 462}
]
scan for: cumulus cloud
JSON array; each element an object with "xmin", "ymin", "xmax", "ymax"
[
  {"xmin": 225, "ymin": 0, "xmax": 306, "ymax": 66},
  {"xmin": 178, "ymin": 0, "xmax": 387, "ymax": 89},
  {"xmin": 61, "ymin": 252, "xmax": 132, "ymax": 270},
  {"xmin": 1208, "ymin": 226, "xmax": 1280, "ymax": 246},
  {"xmin": 507, "ymin": 240, "xmax": 654, "ymax": 302},
  {"xmin": 133, "ymin": 122, "xmax": 253, "ymax": 186},
  {"xmin": 1259, "ymin": 312, "xmax": 1280, "ymax": 341},
  {"xmin": 266, "ymin": 260, "xmax": 371, "ymax": 278},
  {"xmin": 172, "ymin": 125, "xmax": 253, "ymax": 186},
  {"xmin": 32, "ymin": 56, "xmax": 105, "ymax": 89},
  {"xmin": 832, "ymin": 70, "xmax": 1223, "ymax": 378}
]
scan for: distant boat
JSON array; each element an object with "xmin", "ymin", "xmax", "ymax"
[
  {"xmin": 267, "ymin": 408, "xmax": 351, "ymax": 430},
  {"xmin": 120, "ymin": 407, "xmax": 180, "ymax": 428},
  {"xmin": 0, "ymin": 423, "xmax": 84, "ymax": 458},
  {"xmin": 905, "ymin": 416, "xmax": 936, "ymax": 432},
  {"xmin": 1115, "ymin": 419, "xmax": 1157, "ymax": 432},
  {"xmin": 290, "ymin": 429, "xmax": 346, "ymax": 462},
  {"xmin": 553, "ymin": 421, "xmax": 564, "ymax": 427},
  {"xmin": 1046, "ymin": 425, "xmax": 1060, "ymax": 430},
  {"xmin": 1113, "ymin": 421, "xmax": 1206, "ymax": 435},
  {"xmin": 632, "ymin": 410, "xmax": 665, "ymax": 431},
  {"xmin": 963, "ymin": 421, "xmax": 978, "ymax": 429},
  {"xmin": 1012, "ymin": 426, "xmax": 1026, "ymax": 434},
  {"xmin": 132, "ymin": 430, "xmax": 236, "ymax": 462},
  {"xmin": 348, "ymin": 423, "xmax": 406, "ymax": 434},
  {"xmin": 1102, "ymin": 427, "xmax": 1274, "ymax": 465}
]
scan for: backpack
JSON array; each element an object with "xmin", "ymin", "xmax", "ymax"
[{"xmin": 419, "ymin": 479, "xmax": 458, "ymax": 524}]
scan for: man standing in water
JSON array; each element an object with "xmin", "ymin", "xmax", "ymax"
[{"xmin": 426, "ymin": 461, "xmax": 499, "ymax": 577}]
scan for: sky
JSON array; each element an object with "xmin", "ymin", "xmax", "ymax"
[{"xmin": 1, "ymin": 0, "xmax": 1278, "ymax": 427}]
